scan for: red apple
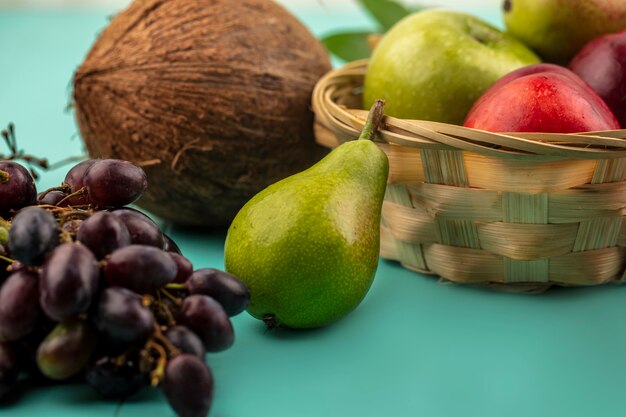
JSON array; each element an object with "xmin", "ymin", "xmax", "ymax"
[
  {"xmin": 570, "ymin": 29, "xmax": 626, "ymax": 128},
  {"xmin": 464, "ymin": 64, "xmax": 620, "ymax": 133}
]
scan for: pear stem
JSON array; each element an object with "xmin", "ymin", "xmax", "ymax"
[{"xmin": 358, "ymin": 99, "xmax": 386, "ymax": 142}]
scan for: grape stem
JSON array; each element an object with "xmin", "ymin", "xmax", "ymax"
[
  {"xmin": 159, "ymin": 288, "xmax": 182, "ymax": 306},
  {"xmin": 141, "ymin": 295, "xmax": 154, "ymax": 308},
  {"xmin": 151, "ymin": 322, "xmax": 181, "ymax": 357},
  {"xmin": 0, "ymin": 254, "xmax": 14, "ymax": 264},
  {"xmin": 57, "ymin": 210, "xmax": 92, "ymax": 223},
  {"xmin": 113, "ymin": 348, "xmax": 133, "ymax": 367},
  {"xmin": 153, "ymin": 293, "xmax": 177, "ymax": 327},
  {"xmin": 55, "ymin": 187, "xmax": 87, "ymax": 207},
  {"xmin": 37, "ymin": 184, "xmax": 72, "ymax": 202},
  {"xmin": 146, "ymin": 340, "xmax": 168, "ymax": 387},
  {"xmin": 164, "ymin": 283, "xmax": 186, "ymax": 291},
  {"xmin": 0, "ymin": 169, "xmax": 8, "ymax": 184}
]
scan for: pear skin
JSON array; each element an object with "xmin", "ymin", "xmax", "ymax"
[{"xmin": 224, "ymin": 101, "xmax": 389, "ymax": 329}]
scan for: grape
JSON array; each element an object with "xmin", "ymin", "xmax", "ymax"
[
  {"xmin": 0, "ymin": 343, "xmax": 18, "ymax": 383},
  {"xmin": 104, "ymin": 245, "xmax": 177, "ymax": 294},
  {"xmin": 110, "ymin": 208, "xmax": 165, "ymax": 248},
  {"xmin": 36, "ymin": 320, "xmax": 96, "ymax": 380},
  {"xmin": 0, "ymin": 161, "xmax": 36, "ymax": 211},
  {"xmin": 62, "ymin": 159, "xmax": 97, "ymax": 206},
  {"xmin": 0, "ymin": 156, "xmax": 244, "ymax": 412},
  {"xmin": 8, "ymin": 207, "xmax": 59, "ymax": 266},
  {"xmin": 94, "ymin": 287, "xmax": 154, "ymax": 345},
  {"xmin": 177, "ymin": 295, "xmax": 234, "ymax": 352},
  {"xmin": 163, "ymin": 234, "xmax": 182, "ymax": 254},
  {"xmin": 186, "ymin": 268, "xmax": 250, "ymax": 316},
  {"xmin": 37, "ymin": 190, "xmax": 67, "ymax": 206},
  {"xmin": 86, "ymin": 355, "xmax": 147, "ymax": 400},
  {"xmin": 14, "ymin": 318, "xmax": 57, "ymax": 379},
  {"xmin": 77, "ymin": 211, "xmax": 131, "ymax": 259},
  {"xmin": 84, "ymin": 159, "xmax": 147, "ymax": 208},
  {"xmin": 39, "ymin": 243, "xmax": 100, "ymax": 322},
  {"xmin": 162, "ymin": 354, "xmax": 213, "ymax": 417},
  {"xmin": 169, "ymin": 253, "xmax": 193, "ymax": 284},
  {"xmin": 165, "ymin": 326, "xmax": 205, "ymax": 359},
  {"xmin": 0, "ymin": 270, "xmax": 40, "ymax": 341}
]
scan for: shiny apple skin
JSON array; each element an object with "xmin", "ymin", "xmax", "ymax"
[{"xmin": 570, "ymin": 29, "xmax": 626, "ymax": 128}]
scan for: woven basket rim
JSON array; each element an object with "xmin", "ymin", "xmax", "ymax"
[{"xmin": 312, "ymin": 59, "xmax": 626, "ymax": 161}]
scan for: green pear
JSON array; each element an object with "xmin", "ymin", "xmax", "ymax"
[
  {"xmin": 363, "ymin": 9, "xmax": 539, "ymax": 125},
  {"xmin": 224, "ymin": 101, "xmax": 389, "ymax": 329},
  {"xmin": 503, "ymin": 0, "xmax": 626, "ymax": 64}
]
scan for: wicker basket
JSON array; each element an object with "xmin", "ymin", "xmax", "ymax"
[{"xmin": 312, "ymin": 60, "xmax": 626, "ymax": 292}]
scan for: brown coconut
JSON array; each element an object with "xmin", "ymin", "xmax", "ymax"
[{"xmin": 73, "ymin": 0, "xmax": 331, "ymax": 227}]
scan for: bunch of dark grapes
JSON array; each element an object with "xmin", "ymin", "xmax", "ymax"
[{"xmin": 0, "ymin": 158, "xmax": 250, "ymax": 417}]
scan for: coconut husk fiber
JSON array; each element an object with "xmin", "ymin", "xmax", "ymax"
[{"xmin": 73, "ymin": 0, "xmax": 331, "ymax": 227}]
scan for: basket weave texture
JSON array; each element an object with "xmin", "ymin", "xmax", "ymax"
[{"xmin": 312, "ymin": 60, "xmax": 626, "ymax": 292}]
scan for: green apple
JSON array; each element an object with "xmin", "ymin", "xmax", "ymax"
[
  {"xmin": 504, "ymin": 0, "xmax": 626, "ymax": 64},
  {"xmin": 363, "ymin": 9, "xmax": 540, "ymax": 125}
]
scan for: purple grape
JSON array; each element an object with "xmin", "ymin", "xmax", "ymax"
[
  {"xmin": 39, "ymin": 243, "xmax": 100, "ymax": 322},
  {"xmin": 36, "ymin": 320, "xmax": 96, "ymax": 380},
  {"xmin": 110, "ymin": 208, "xmax": 165, "ymax": 248},
  {"xmin": 94, "ymin": 287, "xmax": 154, "ymax": 345},
  {"xmin": 77, "ymin": 211, "xmax": 131, "ymax": 259},
  {"xmin": 177, "ymin": 295, "xmax": 234, "ymax": 352},
  {"xmin": 186, "ymin": 268, "xmax": 250, "ymax": 316},
  {"xmin": 62, "ymin": 159, "xmax": 97, "ymax": 206},
  {"xmin": 0, "ymin": 161, "xmax": 36, "ymax": 211},
  {"xmin": 37, "ymin": 190, "xmax": 67, "ymax": 206},
  {"xmin": 169, "ymin": 253, "xmax": 193, "ymax": 284},
  {"xmin": 0, "ymin": 343, "xmax": 18, "ymax": 383},
  {"xmin": 162, "ymin": 354, "xmax": 213, "ymax": 417},
  {"xmin": 84, "ymin": 159, "xmax": 147, "ymax": 208},
  {"xmin": 8, "ymin": 207, "xmax": 59, "ymax": 266},
  {"xmin": 0, "ymin": 270, "xmax": 40, "ymax": 341},
  {"xmin": 86, "ymin": 355, "xmax": 147, "ymax": 400},
  {"xmin": 9, "ymin": 318, "xmax": 55, "ymax": 379},
  {"xmin": 165, "ymin": 326, "xmax": 205, "ymax": 359},
  {"xmin": 104, "ymin": 245, "xmax": 177, "ymax": 294}
]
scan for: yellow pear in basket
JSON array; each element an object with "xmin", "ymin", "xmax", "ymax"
[
  {"xmin": 224, "ymin": 101, "xmax": 389, "ymax": 329},
  {"xmin": 503, "ymin": 0, "xmax": 626, "ymax": 64}
]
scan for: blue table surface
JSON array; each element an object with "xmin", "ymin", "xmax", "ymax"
[{"xmin": 2, "ymin": 4, "xmax": 626, "ymax": 417}]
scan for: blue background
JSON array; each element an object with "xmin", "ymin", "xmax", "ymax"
[{"xmin": 2, "ymin": 4, "xmax": 626, "ymax": 417}]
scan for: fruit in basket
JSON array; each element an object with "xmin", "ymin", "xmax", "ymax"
[
  {"xmin": 503, "ymin": 0, "xmax": 626, "ymax": 64},
  {"xmin": 72, "ymin": 0, "xmax": 331, "ymax": 227},
  {"xmin": 363, "ymin": 9, "xmax": 539, "ymax": 125},
  {"xmin": 570, "ymin": 29, "xmax": 626, "ymax": 128},
  {"xmin": 224, "ymin": 101, "xmax": 388, "ymax": 329},
  {"xmin": 464, "ymin": 63, "xmax": 620, "ymax": 132}
]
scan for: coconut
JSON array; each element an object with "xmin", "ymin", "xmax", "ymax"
[{"xmin": 73, "ymin": 0, "xmax": 331, "ymax": 227}]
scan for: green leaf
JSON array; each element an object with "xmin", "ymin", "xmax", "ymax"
[
  {"xmin": 357, "ymin": 0, "xmax": 413, "ymax": 31},
  {"xmin": 321, "ymin": 31, "xmax": 374, "ymax": 62}
]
